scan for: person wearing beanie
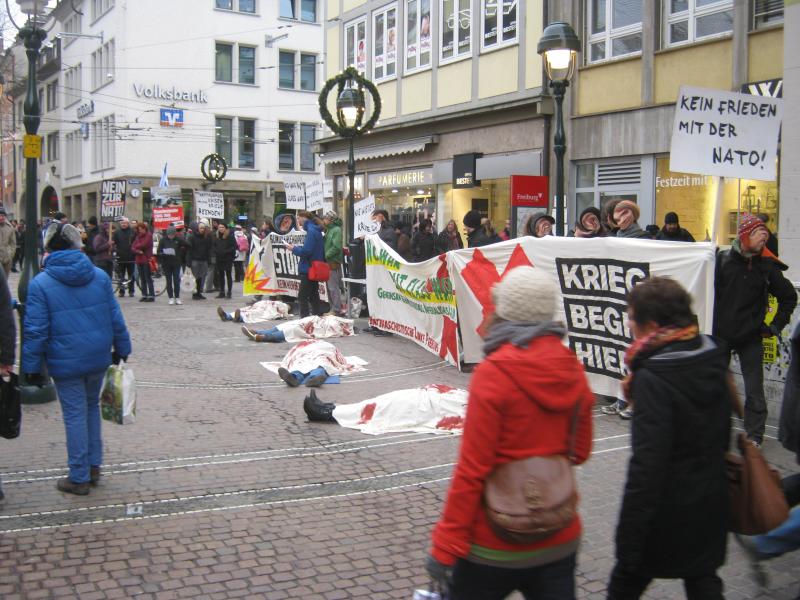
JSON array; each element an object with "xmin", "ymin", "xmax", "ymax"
[
  {"xmin": 157, "ymin": 225, "xmax": 188, "ymax": 305},
  {"xmin": 570, "ymin": 206, "xmax": 606, "ymax": 238},
  {"xmin": 322, "ymin": 211, "xmax": 345, "ymax": 316},
  {"xmin": 656, "ymin": 212, "xmax": 695, "ymax": 242},
  {"xmin": 613, "ymin": 200, "xmax": 650, "ymax": 239},
  {"xmin": 23, "ymin": 222, "xmax": 131, "ymax": 496},
  {"xmin": 370, "ymin": 209, "xmax": 398, "ymax": 251},
  {"xmin": 426, "ymin": 266, "xmax": 594, "ymax": 598},
  {"xmin": 714, "ymin": 213, "xmax": 796, "ymax": 446},
  {"xmin": 462, "ymin": 209, "xmax": 493, "ymax": 248},
  {"xmin": 757, "ymin": 212, "xmax": 779, "ymax": 256},
  {"xmin": 524, "ymin": 212, "xmax": 555, "ymax": 238}
]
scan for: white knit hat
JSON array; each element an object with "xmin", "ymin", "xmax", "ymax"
[{"xmin": 491, "ymin": 266, "xmax": 557, "ymax": 323}]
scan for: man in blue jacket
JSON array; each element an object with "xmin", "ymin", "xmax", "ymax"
[
  {"xmin": 23, "ymin": 223, "xmax": 131, "ymax": 495},
  {"xmin": 285, "ymin": 210, "xmax": 325, "ymax": 318}
]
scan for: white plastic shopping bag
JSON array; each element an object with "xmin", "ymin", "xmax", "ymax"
[
  {"xmin": 100, "ymin": 361, "xmax": 137, "ymax": 424},
  {"xmin": 181, "ymin": 274, "xmax": 195, "ymax": 293}
]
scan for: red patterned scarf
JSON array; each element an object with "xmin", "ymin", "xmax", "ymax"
[{"xmin": 622, "ymin": 324, "xmax": 700, "ymax": 402}]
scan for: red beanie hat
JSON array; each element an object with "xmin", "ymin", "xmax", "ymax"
[{"xmin": 738, "ymin": 213, "xmax": 767, "ymax": 244}]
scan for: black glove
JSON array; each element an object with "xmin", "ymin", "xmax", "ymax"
[
  {"xmin": 24, "ymin": 373, "xmax": 47, "ymax": 387},
  {"xmin": 425, "ymin": 555, "xmax": 453, "ymax": 589},
  {"xmin": 760, "ymin": 323, "xmax": 780, "ymax": 338},
  {"xmin": 111, "ymin": 352, "xmax": 128, "ymax": 365}
]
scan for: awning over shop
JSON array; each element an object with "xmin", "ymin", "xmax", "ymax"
[{"xmin": 318, "ymin": 135, "xmax": 437, "ymax": 164}]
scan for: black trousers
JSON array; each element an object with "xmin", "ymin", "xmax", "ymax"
[
  {"xmin": 607, "ymin": 565, "xmax": 723, "ymax": 600},
  {"xmin": 729, "ymin": 338, "xmax": 768, "ymax": 443},
  {"xmin": 234, "ymin": 260, "xmax": 244, "ymax": 282},
  {"xmin": 297, "ymin": 273, "xmax": 321, "ymax": 318},
  {"xmin": 115, "ymin": 261, "xmax": 135, "ymax": 295},
  {"xmin": 163, "ymin": 264, "xmax": 181, "ymax": 299},
  {"xmin": 216, "ymin": 261, "xmax": 233, "ymax": 295}
]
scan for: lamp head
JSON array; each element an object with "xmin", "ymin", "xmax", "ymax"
[
  {"xmin": 17, "ymin": 0, "xmax": 50, "ymax": 16},
  {"xmin": 537, "ymin": 21, "xmax": 581, "ymax": 83},
  {"xmin": 336, "ymin": 79, "xmax": 365, "ymax": 130}
]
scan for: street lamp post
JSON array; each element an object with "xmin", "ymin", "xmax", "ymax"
[
  {"xmin": 14, "ymin": 1, "xmax": 57, "ymax": 403},
  {"xmin": 318, "ymin": 68, "xmax": 380, "ymax": 241},
  {"xmin": 538, "ymin": 22, "xmax": 580, "ymax": 237}
]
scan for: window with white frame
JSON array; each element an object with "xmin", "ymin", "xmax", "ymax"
[
  {"xmin": 665, "ymin": 0, "xmax": 733, "ymax": 47},
  {"xmin": 91, "ymin": 39, "xmax": 115, "ymax": 90},
  {"xmin": 278, "ymin": 122, "xmax": 317, "ymax": 171},
  {"xmin": 216, "ymin": 0, "xmax": 257, "ymax": 13},
  {"xmin": 280, "ymin": 0, "xmax": 316, "ymax": 21},
  {"xmin": 373, "ymin": 4, "xmax": 397, "ymax": 81},
  {"xmin": 278, "ymin": 121, "xmax": 295, "ymax": 170},
  {"xmin": 216, "ymin": 42, "xmax": 257, "ymax": 84},
  {"xmin": 278, "ymin": 50, "xmax": 317, "ymax": 90},
  {"xmin": 46, "ymin": 81, "xmax": 58, "ymax": 112},
  {"xmin": 299, "ymin": 123, "xmax": 315, "ymax": 171},
  {"xmin": 481, "ymin": 0, "xmax": 518, "ymax": 50},
  {"xmin": 440, "ymin": 0, "xmax": 471, "ymax": 62},
  {"xmin": 62, "ymin": 11, "xmax": 82, "ymax": 46},
  {"xmin": 91, "ymin": 0, "xmax": 114, "ymax": 21},
  {"xmin": 405, "ymin": 0, "xmax": 432, "ymax": 72},
  {"xmin": 65, "ymin": 129, "xmax": 83, "ymax": 178},
  {"xmin": 64, "ymin": 64, "xmax": 82, "ymax": 107},
  {"xmin": 586, "ymin": 0, "xmax": 643, "ymax": 63},
  {"xmin": 239, "ymin": 118, "xmax": 256, "ymax": 168},
  {"xmin": 215, "ymin": 116, "xmax": 256, "ymax": 168},
  {"xmin": 345, "ymin": 17, "xmax": 368, "ymax": 73},
  {"xmin": 753, "ymin": 0, "xmax": 783, "ymax": 28},
  {"xmin": 216, "ymin": 116, "xmax": 233, "ymax": 166},
  {"xmin": 47, "ymin": 133, "xmax": 59, "ymax": 162},
  {"xmin": 91, "ymin": 114, "xmax": 115, "ymax": 172}
]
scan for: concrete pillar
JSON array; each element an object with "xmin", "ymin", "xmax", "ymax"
[
  {"xmin": 780, "ymin": 1, "xmax": 800, "ymax": 281},
  {"xmin": 641, "ymin": 0, "xmax": 656, "ymax": 105},
  {"xmin": 732, "ymin": 0, "xmax": 749, "ymax": 89}
]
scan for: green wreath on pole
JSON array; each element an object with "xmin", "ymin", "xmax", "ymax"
[{"xmin": 318, "ymin": 67, "xmax": 381, "ymax": 137}]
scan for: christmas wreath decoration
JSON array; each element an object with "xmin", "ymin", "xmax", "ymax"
[{"xmin": 318, "ymin": 67, "xmax": 382, "ymax": 137}]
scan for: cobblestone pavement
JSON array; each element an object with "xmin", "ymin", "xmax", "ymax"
[{"xmin": 1, "ymin": 277, "xmax": 798, "ymax": 599}]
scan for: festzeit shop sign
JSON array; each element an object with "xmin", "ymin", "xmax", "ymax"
[
  {"xmin": 133, "ymin": 83, "xmax": 209, "ymax": 104},
  {"xmin": 669, "ymin": 85, "xmax": 783, "ymax": 181}
]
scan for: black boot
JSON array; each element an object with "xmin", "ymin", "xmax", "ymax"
[{"xmin": 303, "ymin": 390, "xmax": 337, "ymax": 423}]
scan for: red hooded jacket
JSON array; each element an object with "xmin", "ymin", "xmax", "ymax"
[{"xmin": 431, "ymin": 335, "xmax": 594, "ymax": 565}]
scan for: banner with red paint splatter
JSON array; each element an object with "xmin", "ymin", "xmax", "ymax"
[
  {"xmin": 244, "ymin": 232, "xmax": 328, "ymax": 302},
  {"xmin": 365, "ymin": 236, "xmax": 460, "ymax": 367}
]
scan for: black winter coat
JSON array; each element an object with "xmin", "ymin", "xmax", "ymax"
[
  {"xmin": 656, "ymin": 228, "xmax": 695, "ymax": 242},
  {"xmin": 112, "ymin": 227, "xmax": 135, "ymax": 261},
  {"xmin": 411, "ymin": 231, "xmax": 438, "ymax": 262},
  {"xmin": 779, "ymin": 322, "xmax": 800, "ymax": 464},
  {"xmin": 713, "ymin": 247, "xmax": 797, "ymax": 345},
  {"xmin": 466, "ymin": 228, "xmax": 494, "ymax": 248},
  {"xmin": 0, "ymin": 268, "xmax": 15, "ymax": 366},
  {"xmin": 188, "ymin": 232, "xmax": 212, "ymax": 263},
  {"xmin": 615, "ymin": 335, "xmax": 731, "ymax": 578},
  {"xmin": 157, "ymin": 236, "xmax": 188, "ymax": 269},
  {"xmin": 377, "ymin": 223, "xmax": 398, "ymax": 252},
  {"xmin": 212, "ymin": 232, "xmax": 237, "ymax": 264}
]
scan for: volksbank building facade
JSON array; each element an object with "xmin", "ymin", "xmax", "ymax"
[{"xmin": 50, "ymin": 0, "xmax": 326, "ymax": 223}]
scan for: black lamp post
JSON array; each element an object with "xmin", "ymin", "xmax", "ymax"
[
  {"xmin": 14, "ymin": 1, "xmax": 56, "ymax": 403},
  {"xmin": 538, "ymin": 22, "xmax": 580, "ymax": 237}
]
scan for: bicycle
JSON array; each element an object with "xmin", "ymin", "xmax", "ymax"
[{"xmin": 111, "ymin": 253, "xmax": 166, "ymax": 297}]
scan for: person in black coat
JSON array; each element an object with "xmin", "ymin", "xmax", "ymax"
[
  {"xmin": 157, "ymin": 226, "xmax": 189, "ymax": 304},
  {"xmin": 188, "ymin": 222, "xmax": 213, "ymax": 300},
  {"xmin": 0, "ymin": 267, "xmax": 13, "ymax": 500},
  {"xmin": 411, "ymin": 219, "xmax": 437, "ymax": 262},
  {"xmin": 656, "ymin": 212, "xmax": 695, "ymax": 242},
  {"xmin": 111, "ymin": 217, "xmax": 136, "ymax": 296},
  {"xmin": 462, "ymin": 210, "xmax": 493, "ymax": 248},
  {"xmin": 608, "ymin": 277, "xmax": 731, "ymax": 600},
  {"xmin": 212, "ymin": 222, "xmax": 237, "ymax": 298}
]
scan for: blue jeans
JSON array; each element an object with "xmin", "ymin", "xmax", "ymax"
[
  {"xmin": 54, "ymin": 370, "xmax": 106, "ymax": 484},
  {"xmin": 291, "ymin": 367, "xmax": 327, "ymax": 384},
  {"xmin": 754, "ymin": 506, "xmax": 800, "ymax": 558},
  {"xmin": 254, "ymin": 327, "xmax": 286, "ymax": 343}
]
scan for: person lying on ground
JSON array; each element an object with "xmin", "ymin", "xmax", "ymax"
[
  {"xmin": 272, "ymin": 339, "xmax": 362, "ymax": 388},
  {"xmin": 217, "ymin": 299, "xmax": 291, "ymax": 323},
  {"xmin": 241, "ymin": 314, "xmax": 355, "ymax": 342}
]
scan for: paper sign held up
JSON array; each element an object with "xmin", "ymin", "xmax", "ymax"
[{"xmin": 354, "ymin": 195, "xmax": 380, "ymax": 236}]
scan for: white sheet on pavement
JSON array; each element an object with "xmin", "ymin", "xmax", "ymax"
[
  {"xmin": 238, "ymin": 300, "xmax": 291, "ymax": 323},
  {"xmin": 259, "ymin": 340, "xmax": 367, "ymax": 377},
  {"xmin": 275, "ymin": 315, "xmax": 356, "ymax": 342}
]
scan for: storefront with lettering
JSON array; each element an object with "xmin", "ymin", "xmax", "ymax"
[{"xmin": 367, "ymin": 167, "xmax": 435, "ymax": 228}]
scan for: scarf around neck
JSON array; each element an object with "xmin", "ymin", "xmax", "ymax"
[{"xmin": 483, "ymin": 320, "xmax": 567, "ymax": 356}]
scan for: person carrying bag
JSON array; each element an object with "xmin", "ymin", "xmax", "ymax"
[{"xmin": 427, "ymin": 266, "xmax": 594, "ymax": 600}]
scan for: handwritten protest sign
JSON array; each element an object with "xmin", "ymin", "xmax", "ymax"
[
  {"xmin": 283, "ymin": 176, "xmax": 307, "ymax": 209},
  {"xmin": 194, "ymin": 191, "xmax": 224, "ymax": 220},
  {"xmin": 670, "ymin": 86, "xmax": 783, "ymax": 181},
  {"xmin": 354, "ymin": 195, "xmax": 380, "ymax": 236},
  {"xmin": 305, "ymin": 178, "xmax": 324, "ymax": 212},
  {"xmin": 100, "ymin": 180, "xmax": 126, "ymax": 222}
]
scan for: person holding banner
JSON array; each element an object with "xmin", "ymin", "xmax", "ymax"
[
  {"xmin": 285, "ymin": 211, "xmax": 325, "ymax": 318},
  {"xmin": 461, "ymin": 210, "xmax": 493, "ymax": 248},
  {"xmin": 714, "ymin": 213, "xmax": 797, "ymax": 447},
  {"xmin": 613, "ymin": 201, "xmax": 650, "ymax": 239}
]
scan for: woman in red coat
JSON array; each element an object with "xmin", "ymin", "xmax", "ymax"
[
  {"xmin": 427, "ymin": 266, "xmax": 594, "ymax": 599},
  {"xmin": 131, "ymin": 222, "xmax": 154, "ymax": 301}
]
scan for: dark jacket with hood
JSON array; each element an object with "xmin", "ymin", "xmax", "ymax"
[
  {"xmin": 779, "ymin": 321, "xmax": 800, "ymax": 464},
  {"xmin": 411, "ymin": 230, "xmax": 438, "ymax": 262},
  {"xmin": 188, "ymin": 229, "xmax": 213, "ymax": 263},
  {"xmin": 377, "ymin": 221, "xmax": 398, "ymax": 251},
  {"xmin": 292, "ymin": 219, "xmax": 324, "ymax": 275},
  {"xmin": 713, "ymin": 241, "xmax": 797, "ymax": 345},
  {"xmin": 615, "ymin": 335, "xmax": 731, "ymax": 578},
  {"xmin": 22, "ymin": 249, "xmax": 131, "ymax": 378},
  {"xmin": 466, "ymin": 227, "xmax": 494, "ymax": 248},
  {"xmin": 92, "ymin": 228, "xmax": 112, "ymax": 264},
  {"xmin": 0, "ymin": 268, "xmax": 15, "ymax": 367},
  {"xmin": 212, "ymin": 230, "xmax": 237, "ymax": 264},
  {"xmin": 157, "ymin": 234, "xmax": 188, "ymax": 268},
  {"xmin": 324, "ymin": 217, "xmax": 343, "ymax": 266},
  {"xmin": 656, "ymin": 220, "xmax": 695, "ymax": 242},
  {"xmin": 112, "ymin": 226, "xmax": 135, "ymax": 261}
]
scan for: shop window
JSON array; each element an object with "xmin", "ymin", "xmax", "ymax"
[
  {"xmin": 345, "ymin": 17, "xmax": 368, "ymax": 73},
  {"xmin": 573, "ymin": 160, "xmax": 642, "ymax": 220},
  {"xmin": 586, "ymin": 0, "xmax": 643, "ymax": 64},
  {"xmin": 373, "ymin": 4, "xmax": 398, "ymax": 81},
  {"xmin": 405, "ymin": 0, "xmax": 432, "ymax": 72},
  {"xmin": 438, "ymin": 179, "xmax": 510, "ymax": 239},
  {"xmin": 481, "ymin": 0, "xmax": 517, "ymax": 51},
  {"xmin": 753, "ymin": 0, "xmax": 783, "ymax": 28},
  {"xmin": 665, "ymin": 0, "xmax": 733, "ymax": 47},
  {"xmin": 441, "ymin": 0, "xmax": 471, "ymax": 62}
]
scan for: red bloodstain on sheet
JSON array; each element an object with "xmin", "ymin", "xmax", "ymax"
[
  {"xmin": 358, "ymin": 403, "xmax": 377, "ymax": 424},
  {"xmin": 436, "ymin": 416, "xmax": 464, "ymax": 431},
  {"xmin": 425, "ymin": 384, "xmax": 455, "ymax": 393}
]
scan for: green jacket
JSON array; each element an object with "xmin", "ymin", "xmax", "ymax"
[{"xmin": 324, "ymin": 219, "xmax": 343, "ymax": 266}]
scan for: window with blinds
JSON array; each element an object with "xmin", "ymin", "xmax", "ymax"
[{"xmin": 753, "ymin": 0, "xmax": 783, "ymax": 28}]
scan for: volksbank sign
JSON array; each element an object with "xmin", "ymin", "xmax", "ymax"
[{"xmin": 133, "ymin": 83, "xmax": 209, "ymax": 104}]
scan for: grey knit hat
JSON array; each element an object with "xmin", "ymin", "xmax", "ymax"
[
  {"xmin": 491, "ymin": 266, "xmax": 557, "ymax": 323},
  {"xmin": 44, "ymin": 222, "xmax": 83, "ymax": 252},
  {"xmin": 323, "ymin": 211, "xmax": 338, "ymax": 221}
]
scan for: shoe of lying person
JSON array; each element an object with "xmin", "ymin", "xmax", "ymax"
[
  {"xmin": 303, "ymin": 390, "xmax": 337, "ymax": 422},
  {"xmin": 278, "ymin": 367, "xmax": 300, "ymax": 387}
]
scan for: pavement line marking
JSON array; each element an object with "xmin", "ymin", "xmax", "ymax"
[
  {"xmin": 2, "ymin": 432, "xmax": 433, "ymax": 477},
  {"xmin": 732, "ymin": 426, "xmax": 777, "ymax": 441},
  {"xmin": 0, "ymin": 477, "xmax": 454, "ymax": 535},
  {"xmin": 591, "ymin": 446, "xmax": 631, "ymax": 455},
  {"xmin": 0, "ymin": 463, "xmax": 457, "ymax": 522}
]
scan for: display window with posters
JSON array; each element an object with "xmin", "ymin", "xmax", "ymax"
[
  {"xmin": 367, "ymin": 167, "xmax": 435, "ymax": 232},
  {"xmin": 437, "ymin": 178, "xmax": 511, "ymax": 240}
]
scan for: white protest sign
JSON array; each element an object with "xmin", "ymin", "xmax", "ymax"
[
  {"xmin": 305, "ymin": 178, "xmax": 325, "ymax": 212},
  {"xmin": 194, "ymin": 191, "xmax": 224, "ymax": 220},
  {"xmin": 283, "ymin": 176, "xmax": 306, "ymax": 209},
  {"xmin": 323, "ymin": 179, "xmax": 334, "ymax": 198},
  {"xmin": 670, "ymin": 85, "xmax": 783, "ymax": 181},
  {"xmin": 354, "ymin": 195, "xmax": 380, "ymax": 236}
]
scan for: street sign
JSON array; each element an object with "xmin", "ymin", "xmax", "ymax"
[{"xmin": 23, "ymin": 135, "xmax": 42, "ymax": 159}]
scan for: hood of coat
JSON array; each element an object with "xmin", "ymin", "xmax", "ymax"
[
  {"xmin": 304, "ymin": 219, "xmax": 322, "ymax": 235},
  {"xmin": 43, "ymin": 249, "xmax": 97, "ymax": 287},
  {"xmin": 637, "ymin": 335, "xmax": 730, "ymax": 406},
  {"xmin": 326, "ymin": 217, "xmax": 343, "ymax": 229},
  {"xmin": 485, "ymin": 336, "xmax": 591, "ymax": 413}
]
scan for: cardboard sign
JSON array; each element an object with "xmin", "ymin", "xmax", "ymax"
[
  {"xmin": 194, "ymin": 190, "xmax": 224, "ymax": 220},
  {"xmin": 354, "ymin": 195, "xmax": 380, "ymax": 236},
  {"xmin": 670, "ymin": 86, "xmax": 783, "ymax": 181},
  {"xmin": 100, "ymin": 179, "xmax": 127, "ymax": 222},
  {"xmin": 152, "ymin": 206, "xmax": 184, "ymax": 230},
  {"xmin": 283, "ymin": 177, "xmax": 307, "ymax": 209},
  {"xmin": 305, "ymin": 178, "xmax": 325, "ymax": 212},
  {"xmin": 510, "ymin": 175, "xmax": 548, "ymax": 207}
]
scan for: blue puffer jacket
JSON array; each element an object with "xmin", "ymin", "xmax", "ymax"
[
  {"xmin": 292, "ymin": 219, "xmax": 325, "ymax": 275},
  {"xmin": 23, "ymin": 249, "xmax": 132, "ymax": 378}
]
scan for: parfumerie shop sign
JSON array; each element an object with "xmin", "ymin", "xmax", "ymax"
[
  {"xmin": 669, "ymin": 85, "xmax": 783, "ymax": 181},
  {"xmin": 133, "ymin": 84, "xmax": 209, "ymax": 104},
  {"xmin": 368, "ymin": 168, "xmax": 433, "ymax": 189}
]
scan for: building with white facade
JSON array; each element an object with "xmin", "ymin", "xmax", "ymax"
[{"xmin": 4, "ymin": 0, "xmax": 326, "ymax": 224}]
